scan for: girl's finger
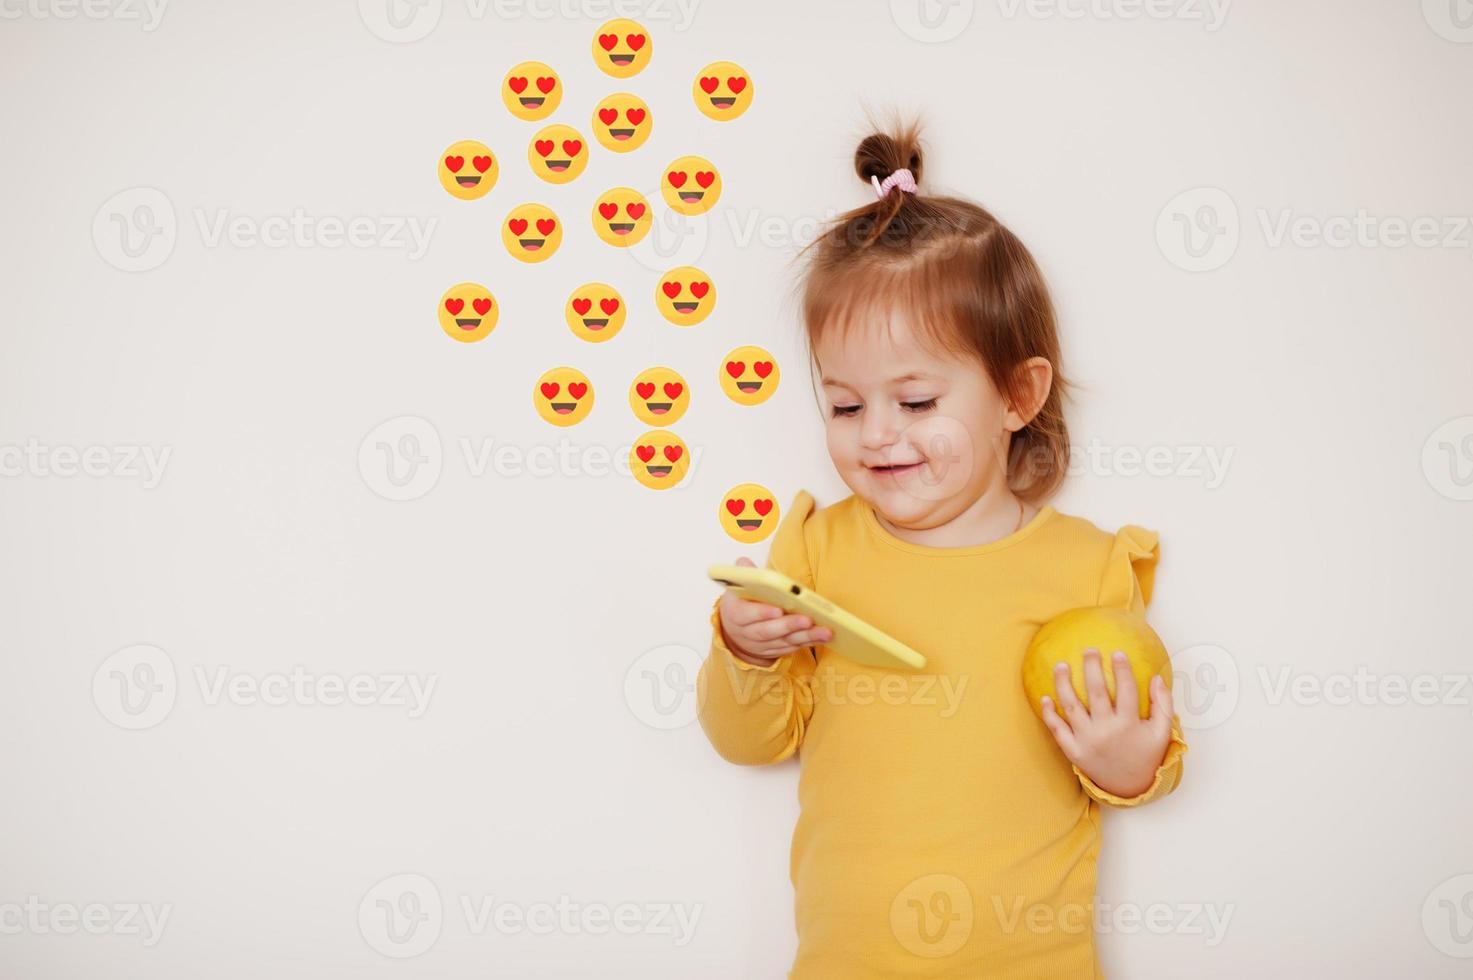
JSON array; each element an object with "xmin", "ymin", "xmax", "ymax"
[
  {"xmin": 1081, "ymin": 648, "xmax": 1111, "ymax": 713},
  {"xmin": 1052, "ymin": 661, "xmax": 1089, "ymax": 724},
  {"xmin": 785, "ymin": 628, "xmax": 833, "ymax": 647},
  {"xmin": 748, "ymin": 613, "xmax": 813, "ymax": 642},
  {"xmin": 720, "ymin": 595, "xmax": 781, "ymax": 627},
  {"xmin": 1041, "ymin": 696, "xmax": 1081, "ymax": 762},
  {"xmin": 1110, "ymin": 651, "xmax": 1139, "ymax": 719},
  {"xmin": 1147, "ymin": 674, "xmax": 1175, "ymax": 740}
]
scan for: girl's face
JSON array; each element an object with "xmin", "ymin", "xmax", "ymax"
[{"xmin": 815, "ymin": 314, "xmax": 1012, "ymax": 530}]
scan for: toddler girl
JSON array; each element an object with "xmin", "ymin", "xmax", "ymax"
[{"xmin": 697, "ymin": 122, "xmax": 1188, "ymax": 979}]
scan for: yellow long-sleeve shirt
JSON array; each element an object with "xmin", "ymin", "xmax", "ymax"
[{"xmin": 698, "ymin": 490, "xmax": 1188, "ymax": 979}]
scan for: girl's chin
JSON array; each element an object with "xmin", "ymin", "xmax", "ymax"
[{"xmin": 858, "ymin": 473, "xmax": 944, "ymax": 521}]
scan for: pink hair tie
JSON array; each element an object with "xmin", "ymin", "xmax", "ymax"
[{"xmin": 871, "ymin": 168, "xmax": 918, "ymax": 199}]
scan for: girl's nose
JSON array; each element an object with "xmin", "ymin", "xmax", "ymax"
[{"xmin": 859, "ymin": 407, "xmax": 898, "ymax": 451}]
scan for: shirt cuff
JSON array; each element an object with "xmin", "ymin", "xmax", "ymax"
[
  {"xmin": 1074, "ymin": 718, "xmax": 1189, "ymax": 808},
  {"xmin": 709, "ymin": 595, "xmax": 791, "ymax": 675}
]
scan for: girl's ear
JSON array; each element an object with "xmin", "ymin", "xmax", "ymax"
[{"xmin": 1002, "ymin": 357, "xmax": 1054, "ymax": 432}]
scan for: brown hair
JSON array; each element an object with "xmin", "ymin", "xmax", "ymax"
[{"xmin": 798, "ymin": 120, "xmax": 1070, "ymax": 503}]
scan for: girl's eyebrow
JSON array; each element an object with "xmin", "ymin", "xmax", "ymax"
[{"xmin": 820, "ymin": 372, "xmax": 942, "ymax": 387}]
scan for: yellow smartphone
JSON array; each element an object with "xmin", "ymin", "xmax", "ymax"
[{"xmin": 708, "ymin": 564, "xmax": 928, "ymax": 671}]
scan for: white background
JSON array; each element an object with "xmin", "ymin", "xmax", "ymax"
[{"xmin": 2, "ymin": 0, "xmax": 1472, "ymax": 976}]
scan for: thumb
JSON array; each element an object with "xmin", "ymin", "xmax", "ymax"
[{"xmin": 734, "ymin": 556, "xmax": 756, "ymax": 567}]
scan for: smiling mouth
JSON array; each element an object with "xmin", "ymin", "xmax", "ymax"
[
  {"xmin": 610, "ymin": 128, "xmax": 634, "ymax": 139},
  {"xmin": 736, "ymin": 381, "xmax": 762, "ymax": 393},
  {"xmin": 736, "ymin": 519, "xmax": 763, "ymax": 530},
  {"xmin": 455, "ymin": 175, "xmax": 481, "ymax": 187},
  {"xmin": 545, "ymin": 159, "xmax": 571, "ymax": 172},
  {"xmin": 646, "ymin": 465, "xmax": 672, "ymax": 477},
  {"xmin": 551, "ymin": 402, "xmax": 577, "ymax": 414},
  {"xmin": 672, "ymin": 301, "xmax": 700, "ymax": 313},
  {"xmin": 519, "ymin": 96, "xmax": 545, "ymax": 108},
  {"xmin": 677, "ymin": 191, "xmax": 705, "ymax": 203},
  {"xmin": 609, "ymin": 53, "xmax": 634, "ymax": 65},
  {"xmin": 608, "ymin": 222, "xmax": 635, "ymax": 235},
  {"xmin": 581, "ymin": 318, "xmax": 608, "ymax": 329},
  {"xmin": 454, "ymin": 318, "xmax": 482, "ymax": 330},
  {"xmin": 645, "ymin": 402, "xmax": 671, "ymax": 414},
  {"xmin": 871, "ymin": 461, "xmax": 924, "ymax": 476},
  {"xmin": 710, "ymin": 97, "xmax": 735, "ymax": 108},
  {"xmin": 519, "ymin": 238, "xmax": 545, "ymax": 250}
]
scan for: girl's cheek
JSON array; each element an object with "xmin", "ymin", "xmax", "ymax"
[{"xmin": 906, "ymin": 415, "xmax": 979, "ymax": 499}]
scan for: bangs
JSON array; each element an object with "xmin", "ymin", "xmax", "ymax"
[{"xmin": 802, "ymin": 243, "xmax": 984, "ymax": 368}]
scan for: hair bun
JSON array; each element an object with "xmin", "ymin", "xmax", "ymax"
[{"xmin": 854, "ymin": 124, "xmax": 924, "ymax": 189}]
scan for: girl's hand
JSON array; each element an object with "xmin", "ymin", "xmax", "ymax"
[
  {"xmin": 1040, "ymin": 648, "xmax": 1175, "ymax": 799},
  {"xmin": 718, "ymin": 557, "xmax": 833, "ymax": 666}
]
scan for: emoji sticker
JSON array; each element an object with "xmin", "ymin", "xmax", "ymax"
[
  {"xmin": 592, "ymin": 93, "xmax": 652, "ymax": 152},
  {"xmin": 630, "ymin": 430, "xmax": 689, "ymax": 489},
  {"xmin": 534, "ymin": 367, "xmax": 594, "ymax": 427},
  {"xmin": 528, "ymin": 124, "xmax": 588, "ymax": 184},
  {"xmin": 502, "ymin": 62, "xmax": 561, "ymax": 121},
  {"xmin": 503, "ymin": 204, "xmax": 562, "ymax": 262},
  {"xmin": 655, "ymin": 266, "xmax": 715, "ymax": 326},
  {"xmin": 719, "ymin": 483, "xmax": 779, "ymax": 542},
  {"xmin": 439, "ymin": 140, "xmax": 497, "ymax": 200},
  {"xmin": 438, "ymin": 282, "xmax": 498, "ymax": 343},
  {"xmin": 661, "ymin": 156, "xmax": 721, "ymax": 215},
  {"xmin": 720, "ymin": 346, "xmax": 779, "ymax": 405},
  {"xmin": 694, "ymin": 62, "xmax": 753, "ymax": 120},
  {"xmin": 593, "ymin": 19, "xmax": 650, "ymax": 78},
  {"xmin": 592, "ymin": 187, "xmax": 652, "ymax": 247},
  {"xmin": 629, "ymin": 367, "xmax": 689, "ymax": 426},
  {"xmin": 565, "ymin": 282, "xmax": 626, "ymax": 343}
]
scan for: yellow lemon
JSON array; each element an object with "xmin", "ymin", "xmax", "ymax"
[{"xmin": 1022, "ymin": 606, "xmax": 1172, "ymax": 720}]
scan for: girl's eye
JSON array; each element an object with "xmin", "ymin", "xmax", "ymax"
[
  {"xmin": 830, "ymin": 404, "xmax": 861, "ymax": 418},
  {"xmin": 901, "ymin": 398, "xmax": 938, "ymax": 413}
]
